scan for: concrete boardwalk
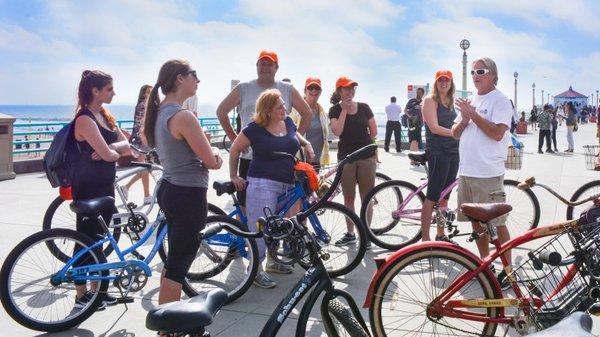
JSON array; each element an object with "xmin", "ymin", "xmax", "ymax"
[{"xmin": 1, "ymin": 122, "xmax": 599, "ymax": 336}]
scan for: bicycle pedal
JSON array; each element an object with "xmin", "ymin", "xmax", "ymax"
[
  {"xmin": 126, "ymin": 202, "xmax": 138, "ymax": 209},
  {"xmin": 116, "ymin": 296, "xmax": 134, "ymax": 304}
]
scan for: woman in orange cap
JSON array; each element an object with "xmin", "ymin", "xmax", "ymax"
[
  {"xmin": 290, "ymin": 77, "xmax": 330, "ymax": 171},
  {"xmin": 420, "ymin": 70, "xmax": 459, "ymax": 242},
  {"xmin": 329, "ymin": 77, "xmax": 377, "ymax": 247}
]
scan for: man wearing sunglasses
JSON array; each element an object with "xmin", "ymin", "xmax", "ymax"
[{"xmin": 452, "ymin": 57, "xmax": 514, "ymax": 287}]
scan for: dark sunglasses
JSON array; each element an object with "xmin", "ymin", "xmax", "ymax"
[
  {"xmin": 186, "ymin": 70, "xmax": 198, "ymax": 79},
  {"xmin": 306, "ymin": 85, "xmax": 322, "ymax": 91}
]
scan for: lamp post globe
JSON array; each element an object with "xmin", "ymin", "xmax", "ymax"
[{"xmin": 460, "ymin": 39, "xmax": 470, "ymax": 50}]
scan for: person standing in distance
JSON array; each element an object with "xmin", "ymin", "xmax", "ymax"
[
  {"xmin": 451, "ymin": 57, "xmax": 513, "ymax": 286},
  {"xmin": 405, "ymin": 87, "xmax": 425, "ymax": 164},
  {"xmin": 384, "ymin": 96, "xmax": 402, "ymax": 152},
  {"xmin": 216, "ymin": 50, "xmax": 312, "ymax": 210}
]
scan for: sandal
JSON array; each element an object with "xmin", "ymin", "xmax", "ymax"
[{"xmin": 435, "ymin": 235, "xmax": 458, "ymax": 245}]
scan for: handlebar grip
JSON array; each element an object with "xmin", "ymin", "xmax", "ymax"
[
  {"xmin": 518, "ymin": 177, "xmax": 536, "ymax": 190},
  {"xmin": 539, "ymin": 250, "xmax": 562, "ymax": 266}
]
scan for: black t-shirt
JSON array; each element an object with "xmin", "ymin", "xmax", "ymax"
[{"xmin": 329, "ymin": 102, "xmax": 375, "ymax": 161}]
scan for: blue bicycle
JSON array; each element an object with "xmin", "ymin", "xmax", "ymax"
[
  {"xmin": 212, "ymin": 153, "xmax": 367, "ymax": 277},
  {"xmin": 0, "ymin": 196, "xmax": 259, "ymax": 332}
]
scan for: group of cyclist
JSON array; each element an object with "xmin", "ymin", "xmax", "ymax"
[{"xmin": 66, "ymin": 50, "xmax": 518, "ymax": 322}]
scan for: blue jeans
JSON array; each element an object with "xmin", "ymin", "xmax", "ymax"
[{"xmin": 246, "ymin": 177, "xmax": 294, "ymax": 261}]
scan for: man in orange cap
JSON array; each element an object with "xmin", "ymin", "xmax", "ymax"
[{"xmin": 215, "ymin": 49, "xmax": 312, "ymax": 218}]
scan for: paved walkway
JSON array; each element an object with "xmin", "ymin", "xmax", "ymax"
[{"xmin": 1, "ymin": 122, "xmax": 599, "ymax": 336}]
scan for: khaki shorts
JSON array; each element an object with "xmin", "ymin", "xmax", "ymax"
[
  {"xmin": 457, "ymin": 175, "xmax": 507, "ymax": 227},
  {"xmin": 340, "ymin": 155, "xmax": 377, "ymax": 199}
]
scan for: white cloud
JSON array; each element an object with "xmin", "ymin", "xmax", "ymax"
[{"xmin": 0, "ymin": 25, "xmax": 80, "ymax": 56}]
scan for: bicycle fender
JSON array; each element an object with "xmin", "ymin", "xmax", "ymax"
[{"xmin": 363, "ymin": 241, "xmax": 498, "ymax": 308}]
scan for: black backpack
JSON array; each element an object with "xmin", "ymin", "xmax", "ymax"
[{"xmin": 43, "ymin": 121, "xmax": 79, "ymax": 188}]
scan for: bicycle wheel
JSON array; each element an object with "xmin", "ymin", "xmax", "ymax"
[
  {"xmin": 370, "ymin": 248, "xmax": 500, "ymax": 337},
  {"xmin": 0, "ymin": 228, "xmax": 108, "ymax": 332},
  {"xmin": 43, "ymin": 196, "xmax": 121, "ymax": 260},
  {"xmin": 330, "ymin": 171, "xmax": 391, "ymax": 206},
  {"xmin": 503, "ymin": 179, "xmax": 540, "ymax": 236},
  {"xmin": 566, "ymin": 180, "xmax": 600, "ymax": 220},
  {"xmin": 159, "ymin": 215, "xmax": 259, "ymax": 303},
  {"xmin": 376, "ymin": 172, "xmax": 392, "ymax": 185},
  {"xmin": 361, "ymin": 180, "xmax": 424, "ymax": 250},
  {"xmin": 208, "ymin": 202, "xmax": 227, "ymax": 216},
  {"xmin": 309, "ymin": 201, "xmax": 367, "ymax": 277},
  {"xmin": 327, "ymin": 299, "xmax": 369, "ymax": 337}
]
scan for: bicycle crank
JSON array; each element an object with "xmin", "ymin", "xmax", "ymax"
[{"xmin": 114, "ymin": 266, "xmax": 148, "ymax": 293}]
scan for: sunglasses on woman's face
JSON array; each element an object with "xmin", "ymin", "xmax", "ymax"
[
  {"xmin": 306, "ymin": 86, "xmax": 321, "ymax": 91},
  {"xmin": 471, "ymin": 68, "xmax": 490, "ymax": 76}
]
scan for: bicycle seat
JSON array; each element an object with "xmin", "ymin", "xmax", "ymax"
[
  {"xmin": 528, "ymin": 312, "xmax": 593, "ymax": 337},
  {"xmin": 213, "ymin": 181, "xmax": 236, "ymax": 196},
  {"xmin": 146, "ymin": 289, "xmax": 228, "ymax": 334},
  {"xmin": 460, "ymin": 203, "xmax": 512, "ymax": 223},
  {"xmin": 69, "ymin": 196, "xmax": 115, "ymax": 215},
  {"xmin": 408, "ymin": 151, "xmax": 427, "ymax": 165}
]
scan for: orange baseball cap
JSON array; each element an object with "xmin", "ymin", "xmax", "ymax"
[
  {"xmin": 258, "ymin": 50, "xmax": 278, "ymax": 64},
  {"xmin": 435, "ymin": 70, "xmax": 453, "ymax": 82},
  {"xmin": 335, "ymin": 76, "xmax": 358, "ymax": 89},
  {"xmin": 304, "ymin": 77, "xmax": 321, "ymax": 89}
]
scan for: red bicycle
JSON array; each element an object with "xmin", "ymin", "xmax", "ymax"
[{"xmin": 364, "ymin": 177, "xmax": 600, "ymax": 336}]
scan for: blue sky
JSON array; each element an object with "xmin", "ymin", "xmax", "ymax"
[{"xmin": 0, "ymin": 0, "xmax": 598, "ymax": 112}]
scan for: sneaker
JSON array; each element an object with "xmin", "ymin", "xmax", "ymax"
[
  {"xmin": 253, "ymin": 271, "xmax": 276, "ymax": 289},
  {"xmin": 75, "ymin": 291, "xmax": 106, "ymax": 311},
  {"xmin": 435, "ymin": 235, "xmax": 458, "ymax": 245},
  {"xmin": 143, "ymin": 196, "xmax": 153, "ymax": 205},
  {"xmin": 496, "ymin": 270, "xmax": 511, "ymax": 291},
  {"xmin": 103, "ymin": 293, "xmax": 118, "ymax": 306},
  {"xmin": 546, "ymin": 149, "xmax": 555, "ymax": 154},
  {"xmin": 335, "ymin": 232, "xmax": 356, "ymax": 246},
  {"xmin": 365, "ymin": 240, "xmax": 372, "ymax": 249},
  {"xmin": 537, "ymin": 150, "xmax": 543, "ymax": 154},
  {"xmin": 265, "ymin": 261, "xmax": 294, "ymax": 274}
]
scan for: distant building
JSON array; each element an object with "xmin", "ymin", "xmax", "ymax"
[{"xmin": 554, "ymin": 86, "xmax": 588, "ymax": 111}]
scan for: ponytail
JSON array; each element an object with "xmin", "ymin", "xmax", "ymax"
[
  {"xmin": 99, "ymin": 107, "xmax": 117, "ymax": 129},
  {"xmin": 143, "ymin": 85, "xmax": 161, "ymax": 147}
]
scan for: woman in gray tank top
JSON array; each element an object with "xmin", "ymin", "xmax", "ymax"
[
  {"xmin": 421, "ymin": 70, "xmax": 459, "ymax": 243},
  {"xmin": 143, "ymin": 60, "xmax": 223, "ymax": 309}
]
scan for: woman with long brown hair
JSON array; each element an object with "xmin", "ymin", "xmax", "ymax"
[
  {"xmin": 144, "ymin": 60, "xmax": 222, "ymax": 306},
  {"xmin": 420, "ymin": 70, "xmax": 459, "ymax": 242},
  {"xmin": 71, "ymin": 70, "xmax": 130, "ymax": 309}
]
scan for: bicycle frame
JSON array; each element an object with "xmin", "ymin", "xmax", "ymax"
[
  {"xmin": 364, "ymin": 219, "xmax": 583, "ymax": 326},
  {"xmin": 391, "ymin": 178, "xmax": 459, "ymax": 221}
]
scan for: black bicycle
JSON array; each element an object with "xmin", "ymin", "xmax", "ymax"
[{"xmin": 146, "ymin": 144, "xmax": 377, "ymax": 337}]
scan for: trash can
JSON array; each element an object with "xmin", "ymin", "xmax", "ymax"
[{"xmin": 0, "ymin": 113, "xmax": 16, "ymax": 181}]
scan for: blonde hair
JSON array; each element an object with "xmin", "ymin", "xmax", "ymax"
[
  {"xmin": 253, "ymin": 89, "xmax": 282, "ymax": 127},
  {"xmin": 472, "ymin": 57, "xmax": 498, "ymax": 85},
  {"xmin": 431, "ymin": 78, "xmax": 456, "ymax": 108}
]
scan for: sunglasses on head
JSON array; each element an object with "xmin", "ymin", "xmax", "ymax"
[
  {"xmin": 306, "ymin": 85, "xmax": 321, "ymax": 91},
  {"xmin": 471, "ymin": 68, "xmax": 490, "ymax": 76}
]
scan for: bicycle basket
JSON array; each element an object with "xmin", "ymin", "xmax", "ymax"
[
  {"xmin": 582, "ymin": 145, "xmax": 600, "ymax": 170},
  {"xmin": 508, "ymin": 222, "xmax": 600, "ymax": 325},
  {"xmin": 505, "ymin": 145, "xmax": 524, "ymax": 170}
]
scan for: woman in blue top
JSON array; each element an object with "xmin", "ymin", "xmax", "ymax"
[{"xmin": 229, "ymin": 89, "xmax": 314, "ymax": 289}]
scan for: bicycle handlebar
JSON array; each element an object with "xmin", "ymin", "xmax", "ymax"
[{"xmin": 518, "ymin": 176, "xmax": 600, "ymax": 207}]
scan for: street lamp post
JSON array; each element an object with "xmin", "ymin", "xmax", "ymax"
[
  {"xmin": 513, "ymin": 72, "xmax": 518, "ymax": 109},
  {"xmin": 542, "ymin": 89, "xmax": 545, "ymax": 106},
  {"xmin": 547, "ymin": 93, "xmax": 549, "ymax": 105},
  {"xmin": 596, "ymin": 90, "xmax": 599, "ymax": 109},
  {"xmin": 460, "ymin": 39, "xmax": 470, "ymax": 93},
  {"xmin": 532, "ymin": 83, "xmax": 536, "ymax": 108}
]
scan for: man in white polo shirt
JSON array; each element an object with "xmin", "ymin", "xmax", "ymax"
[{"xmin": 452, "ymin": 57, "xmax": 513, "ymax": 273}]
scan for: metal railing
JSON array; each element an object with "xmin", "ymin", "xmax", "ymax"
[{"xmin": 12, "ymin": 117, "xmax": 232, "ymax": 157}]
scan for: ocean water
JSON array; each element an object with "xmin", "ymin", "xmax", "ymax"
[{"xmin": 1, "ymin": 104, "xmax": 389, "ymax": 135}]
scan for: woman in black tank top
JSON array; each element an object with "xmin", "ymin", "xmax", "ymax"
[
  {"xmin": 71, "ymin": 70, "xmax": 130, "ymax": 308},
  {"xmin": 421, "ymin": 70, "xmax": 459, "ymax": 243}
]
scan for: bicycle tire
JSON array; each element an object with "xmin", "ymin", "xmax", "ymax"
[
  {"xmin": 370, "ymin": 247, "xmax": 500, "ymax": 337},
  {"xmin": 376, "ymin": 171, "xmax": 392, "ymax": 184},
  {"xmin": 208, "ymin": 202, "xmax": 227, "ymax": 216},
  {"xmin": 310, "ymin": 201, "xmax": 367, "ymax": 277},
  {"xmin": 0, "ymin": 228, "xmax": 108, "ymax": 332},
  {"xmin": 327, "ymin": 299, "xmax": 369, "ymax": 337},
  {"xmin": 504, "ymin": 179, "xmax": 540, "ymax": 235},
  {"xmin": 566, "ymin": 180, "xmax": 600, "ymax": 220},
  {"xmin": 361, "ymin": 180, "xmax": 424, "ymax": 250},
  {"xmin": 42, "ymin": 196, "xmax": 121, "ymax": 260},
  {"xmin": 330, "ymin": 171, "xmax": 391, "ymax": 206},
  {"xmin": 158, "ymin": 215, "xmax": 259, "ymax": 303}
]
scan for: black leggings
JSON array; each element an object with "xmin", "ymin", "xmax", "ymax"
[
  {"xmin": 426, "ymin": 154, "xmax": 459, "ymax": 202},
  {"xmin": 157, "ymin": 180, "xmax": 207, "ymax": 284},
  {"xmin": 72, "ymin": 182, "xmax": 116, "ymax": 285}
]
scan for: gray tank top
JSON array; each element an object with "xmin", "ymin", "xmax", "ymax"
[
  {"xmin": 238, "ymin": 80, "xmax": 293, "ymax": 159},
  {"xmin": 154, "ymin": 103, "xmax": 209, "ymax": 188}
]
